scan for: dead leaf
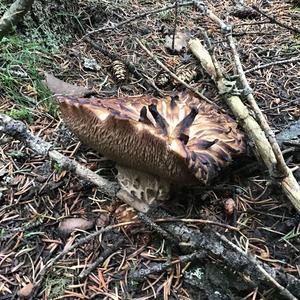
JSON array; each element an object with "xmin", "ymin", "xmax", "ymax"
[
  {"xmin": 18, "ymin": 283, "xmax": 34, "ymax": 299},
  {"xmin": 58, "ymin": 217, "xmax": 95, "ymax": 235},
  {"xmin": 165, "ymin": 31, "xmax": 189, "ymax": 53},
  {"xmin": 44, "ymin": 72, "xmax": 92, "ymax": 97}
]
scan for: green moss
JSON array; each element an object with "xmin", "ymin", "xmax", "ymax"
[
  {"xmin": 0, "ymin": 34, "xmax": 58, "ymax": 115},
  {"xmin": 7, "ymin": 107, "xmax": 33, "ymax": 123},
  {"xmin": 45, "ymin": 274, "xmax": 71, "ymax": 299}
]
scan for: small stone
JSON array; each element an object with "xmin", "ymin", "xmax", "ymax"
[{"xmin": 83, "ymin": 58, "xmax": 101, "ymax": 71}]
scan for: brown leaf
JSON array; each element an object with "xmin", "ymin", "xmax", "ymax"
[
  {"xmin": 165, "ymin": 31, "xmax": 189, "ymax": 53},
  {"xmin": 44, "ymin": 72, "xmax": 91, "ymax": 97},
  {"xmin": 58, "ymin": 217, "xmax": 95, "ymax": 235},
  {"xmin": 18, "ymin": 283, "xmax": 34, "ymax": 299}
]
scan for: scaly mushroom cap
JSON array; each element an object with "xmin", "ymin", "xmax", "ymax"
[{"xmin": 57, "ymin": 92, "xmax": 245, "ymax": 184}]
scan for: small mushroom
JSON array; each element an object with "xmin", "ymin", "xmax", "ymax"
[{"xmin": 57, "ymin": 92, "xmax": 245, "ymax": 212}]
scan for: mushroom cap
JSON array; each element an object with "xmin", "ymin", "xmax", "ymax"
[{"xmin": 57, "ymin": 92, "xmax": 245, "ymax": 184}]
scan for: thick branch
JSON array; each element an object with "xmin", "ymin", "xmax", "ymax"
[{"xmin": 0, "ymin": 114, "xmax": 118, "ymax": 197}]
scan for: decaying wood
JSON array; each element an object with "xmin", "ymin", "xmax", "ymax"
[
  {"xmin": 0, "ymin": 0, "xmax": 34, "ymax": 40},
  {"xmin": 0, "ymin": 114, "xmax": 118, "ymax": 197},
  {"xmin": 188, "ymin": 38, "xmax": 300, "ymax": 212}
]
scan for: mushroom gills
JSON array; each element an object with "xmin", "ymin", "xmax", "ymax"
[{"xmin": 116, "ymin": 165, "xmax": 170, "ymax": 213}]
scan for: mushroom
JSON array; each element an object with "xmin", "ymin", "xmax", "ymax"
[{"xmin": 57, "ymin": 91, "xmax": 245, "ymax": 212}]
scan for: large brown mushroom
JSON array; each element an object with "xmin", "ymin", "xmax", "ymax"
[{"xmin": 56, "ymin": 91, "xmax": 245, "ymax": 212}]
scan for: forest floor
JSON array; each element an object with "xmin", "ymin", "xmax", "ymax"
[{"xmin": 0, "ymin": 0, "xmax": 300, "ymax": 299}]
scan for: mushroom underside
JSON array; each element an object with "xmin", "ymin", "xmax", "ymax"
[
  {"xmin": 116, "ymin": 165, "xmax": 170, "ymax": 213},
  {"xmin": 56, "ymin": 91, "xmax": 246, "ymax": 211}
]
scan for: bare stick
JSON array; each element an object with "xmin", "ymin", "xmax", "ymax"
[
  {"xmin": 244, "ymin": 57, "xmax": 300, "ymax": 74},
  {"xmin": 82, "ymin": 1, "xmax": 193, "ymax": 38},
  {"xmin": 129, "ymin": 251, "xmax": 205, "ymax": 280},
  {"xmin": 0, "ymin": 114, "xmax": 118, "ymax": 197},
  {"xmin": 0, "ymin": 0, "xmax": 34, "ymax": 40},
  {"xmin": 251, "ymin": 4, "xmax": 300, "ymax": 35},
  {"xmin": 79, "ymin": 234, "xmax": 125, "ymax": 279}
]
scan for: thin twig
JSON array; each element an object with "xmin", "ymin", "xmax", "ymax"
[
  {"xmin": 137, "ymin": 212, "xmax": 179, "ymax": 244},
  {"xmin": 251, "ymin": 4, "xmax": 300, "ymax": 34},
  {"xmin": 79, "ymin": 234, "xmax": 125, "ymax": 279},
  {"xmin": 155, "ymin": 217, "xmax": 240, "ymax": 232},
  {"xmin": 244, "ymin": 57, "xmax": 300, "ymax": 74},
  {"xmin": 135, "ymin": 37, "xmax": 223, "ymax": 110},
  {"xmin": 82, "ymin": 1, "xmax": 193, "ymax": 38},
  {"xmin": 84, "ymin": 36, "xmax": 162, "ymax": 96},
  {"xmin": 172, "ymin": 0, "xmax": 179, "ymax": 51}
]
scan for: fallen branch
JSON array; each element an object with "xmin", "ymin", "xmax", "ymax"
[
  {"xmin": 244, "ymin": 57, "xmax": 300, "ymax": 74},
  {"xmin": 0, "ymin": 0, "xmax": 34, "ymax": 40},
  {"xmin": 251, "ymin": 4, "xmax": 300, "ymax": 35},
  {"xmin": 189, "ymin": 3, "xmax": 300, "ymax": 212},
  {"xmin": 0, "ymin": 114, "xmax": 118, "ymax": 197},
  {"xmin": 129, "ymin": 251, "xmax": 206, "ymax": 281}
]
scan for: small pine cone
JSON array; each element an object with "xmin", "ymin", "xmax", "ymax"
[
  {"xmin": 173, "ymin": 66, "xmax": 198, "ymax": 85},
  {"xmin": 155, "ymin": 71, "xmax": 170, "ymax": 87},
  {"xmin": 111, "ymin": 60, "xmax": 127, "ymax": 82}
]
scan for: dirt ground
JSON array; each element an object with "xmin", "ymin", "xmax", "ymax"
[{"xmin": 0, "ymin": 0, "xmax": 300, "ymax": 299}]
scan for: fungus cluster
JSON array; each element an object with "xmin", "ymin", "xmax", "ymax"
[{"xmin": 57, "ymin": 92, "xmax": 245, "ymax": 211}]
